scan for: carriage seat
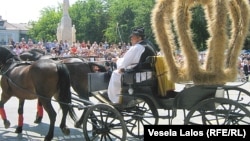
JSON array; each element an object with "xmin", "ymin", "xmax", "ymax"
[
  {"xmin": 122, "ymin": 56, "xmax": 156, "ymax": 86},
  {"xmin": 122, "ymin": 56, "xmax": 175, "ymax": 98},
  {"xmin": 87, "ymin": 72, "xmax": 142, "ymax": 108}
]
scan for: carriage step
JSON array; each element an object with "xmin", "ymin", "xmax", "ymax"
[
  {"xmin": 92, "ymin": 91, "xmax": 141, "ymax": 109},
  {"xmin": 98, "ymin": 90, "xmax": 108, "ymax": 95},
  {"xmin": 91, "ymin": 91, "xmax": 112, "ymax": 105}
]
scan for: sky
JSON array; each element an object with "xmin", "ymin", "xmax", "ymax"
[{"xmin": 0, "ymin": 0, "xmax": 78, "ymax": 23}]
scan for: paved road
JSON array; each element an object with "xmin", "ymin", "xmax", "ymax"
[{"xmin": 0, "ymin": 81, "xmax": 249, "ymax": 140}]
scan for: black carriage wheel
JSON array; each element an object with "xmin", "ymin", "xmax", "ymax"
[
  {"xmin": 82, "ymin": 103, "xmax": 127, "ymax": 141},
  {"xmin": 184, "ymin": 98, "xmax": 250, "ymax": 125},
  {"xmin": 122, "ymin": 95, "xmax": 159, "ymax": 139},
  {"xmin": 224, "ymin": 87, "xmax": 250, "ymax": 109}
]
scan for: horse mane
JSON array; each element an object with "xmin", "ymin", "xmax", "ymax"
[
  {"xmin": 0, "ymin": 46, "xmax": 20, "ymax": 62},
  {"xmin": 19, "ymin": 47, "xmax": 108, "ymax": 72},
  {"xmin": 28, "ymin": 48, "xmax": 46, "ymax": 55},
  {"xmin": 20, "ymin": 48, "xmax": 46, "ymax": 61}
]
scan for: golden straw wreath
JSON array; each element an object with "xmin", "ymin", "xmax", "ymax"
[{"xmin": 151, "ymin": 0, "xmax": 250, "ymax": 85}]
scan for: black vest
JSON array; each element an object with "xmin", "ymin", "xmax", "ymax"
[{"xmin": 135, "ymin": 40, "xmax": 157, "ymax": 70}]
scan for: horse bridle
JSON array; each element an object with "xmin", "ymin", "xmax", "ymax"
[{"xmin": 0, "ymin": 58, "xmax": 16, "ymax": 75}]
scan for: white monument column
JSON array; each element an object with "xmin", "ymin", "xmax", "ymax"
[
  {"xmin": 72, "ymin": 25, "xmax": 76, "ymax": 43},
  {"xmin": 56, "ymin": 23, "xmax": 62, "ymax": 41},
  {"xmin": 57, "ymin": 0, "xmax": 74, "ymax": 45}
]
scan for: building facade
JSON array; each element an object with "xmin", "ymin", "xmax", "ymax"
[{"xmin": 0, "ymin": 16, "xmax": 29, "ymax": 46}]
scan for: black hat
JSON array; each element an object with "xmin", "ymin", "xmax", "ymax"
[{"xmin": 130, "ymin": 27, "xmax": 145, "ymax": 39}]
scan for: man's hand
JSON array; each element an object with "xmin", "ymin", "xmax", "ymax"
[
  {"xmin": 111, "ymin": 57, "xmax": 118, "ymax": 62},
  {"xmin": 118, "ymin": 68, "xmax": 125, "ymax": 73}
]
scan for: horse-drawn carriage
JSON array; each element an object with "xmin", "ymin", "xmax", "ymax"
[
  {"xmin": 81, "ymin": 0, "xmax": 250, "ymax": 139},
  {"xmin": 1, "ymin": 45, "xmax": 250, "ymax": 140},
  {"xmin": 1, "ymin": 0, "xmax": 250, "ymax": 141},
  {"xmin": 82, "ymin": 55, "xmax": 250, "ymax": 140}
]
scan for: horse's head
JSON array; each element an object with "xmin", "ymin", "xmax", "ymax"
[
  {"xmin": 0, "ymin": 46, "xmax": 18, "ymax": 63},
  {"xmin": 88, "ymin": 62, "xmax": 109, "ymax": 72},
  {"xmin": 0, "ymin": 46, "xmax": 20, "ymax": 74},
  {"xmin": 19, "ymin": 48, "xmax": 46, "ymax": 61}
]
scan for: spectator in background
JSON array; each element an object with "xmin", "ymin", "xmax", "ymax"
[
  {"xmin": 70, "ymin": 42, "xmax": 78, "ymax": 56},
  {"xmin": 62, "ymin": 40, "xmax": 69, "ymax": 53},
  {"xmin": 243, "ymin": 58, "xmax": 250, "ymax": 81},
  {"xmin": 27, "ymin": 38, "xmax": 34, "ymax": 48},
  {"xmin": 62, "ymin": 49, "xmax": 71, "ymax": 57},
  {"xmin": 86, "ymin": 40, "xmax": 91, "ymax": 49},
  {"xmin": 10, "ymin": 38, "xmax": 15, "ymax": 47},
  {"xmin": 50, "ymin": 40, "xmax": 58, "ymax": 52},
  {"xmin": 103, "ymin": 41, "xmax": 109, "ymax": 49},
  {"xmin": 45, "ymin": 42, "xmax": 52, "ymax": 53},
  {"xmin": 20, "ymin": 42, "xmax": 29, "ymax": 51},
  {"xmin": 13, "ymin": 43, "xmax": 23, "ymax": 55},
  {"xmin": 81, "ymin": 40, "xmax": 86, "ymax": 48}
]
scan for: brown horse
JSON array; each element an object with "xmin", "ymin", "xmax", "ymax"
[
  {"xmin": 20, "ymin": 48, "xmax": 110, "ymax": 127},
  {"xmin": 20, "ymin": 49, "xmax": 109, "ymax": 101},
  {"xmin": 0, "ymin": 46, "xmax": 76, "ymax": 141}
]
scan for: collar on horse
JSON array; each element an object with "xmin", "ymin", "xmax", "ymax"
[
  {"xmin": 0, "ymin": 58, "xmax": 31, "ymax": 75},
  {"xmin": 0, "ymin": 58, "xmax": 56, "ymax": 102}
]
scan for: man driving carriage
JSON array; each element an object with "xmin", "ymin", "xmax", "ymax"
[{"xmin": 108, "ymin": 27, "xmax": 157, "ymax": 104}]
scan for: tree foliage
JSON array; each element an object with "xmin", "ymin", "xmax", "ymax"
[
  {"xmin": 70, "ymin": 0, "xmax": 108, "ymax": 42},
  {"xmin": 28, "ymin": 6, "xmax": 62, "ymax": 42},
  {"xmin": 190, "ymin": 5, "xmax": 209, "ymax": 51},
  {"xmin": 28, "ymin": 0, "xmax": 250, "ymax": 51},
  {"xmin": 105, "ymin": 0, "xmax": 155, "ymax": 44}
]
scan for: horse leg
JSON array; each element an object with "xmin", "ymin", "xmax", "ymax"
[
  {"xmin": 0, "ymin": 94, "xmax": 11, "ymax": 129},
  {"xmin": 75, "ymin": 110, "xmax": 87, "ymax": 128},
  {"xmin": 72, "ymin": 83, "xmax": 89, "ymax": 128},
  {"xmin": 59, "ymin": 102, "xmax": 70, "ymax": 135},
  {"xmin": 34, "ymin": 99, "xmax": 43, "ymax": 124},
  {"xmin": 15, "ymin": 99, "xmax": 25, "ymax": 133},
  {"xmin": 41, "ymin": 100, "xmax": 56, "ymax": 141}
]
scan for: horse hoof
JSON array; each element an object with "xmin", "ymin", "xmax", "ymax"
[
  {"xmin": 4, "ymin": 119, "xmax": 10, "ymax": 129},
  {"xmin": 61, "ymin": 127, "xmax": 70, "ymax": 135},
  {"xmin": 74, "ymin": 122, "xmax": 82, "ymax": 128},
  {"xmin": 92, "ymin": 130, "xmax": 97, "ymax": 136},
  {"xmin": 15, "ymin": 126, "xmax": 23, "ymax": 133},
  {"xmin": 34, "ymin": 116, "xmax": 43, "ymax": 124},
  {"xmin": 44, "ymin": 136, "xmax": 52, "ymax": 141}
]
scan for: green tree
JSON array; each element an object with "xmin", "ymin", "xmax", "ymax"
[
  {"xmin": 28, "ymin": 0, "xmax": 249, "ymax": 53},
  {"xmin": 191, "ymin": 5, "xmax": 209, "ymax": 51},
  {"xmin": 70, "ymin": 0, "xmax": 108, "ymax": 43},
  {"xmin": 28, "ymin": 0, "xmax": 156, "ymax": 45},
  {"xmin": 244, "ymin": 30, "xmax": 250, "ymax": 51},
  {"xmin": 105, "ymin": 0, "xmax": 155, "ymax": 44},
  {"xmin": 28, "ymin": 6, "xmax": 62, "ymax": 43}
]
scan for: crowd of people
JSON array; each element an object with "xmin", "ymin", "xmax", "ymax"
[
  {"xmin": 11, "ymin": 38, "xmax": 132, "ymax": 62},
  {"xmin": 10, "ymin": 36, "xmax": 248, "ymax": 83}
]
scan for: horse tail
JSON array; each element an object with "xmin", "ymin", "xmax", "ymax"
[{"xmin": 56, "ymin": 63, "xmax": 77, "ymax": 122}]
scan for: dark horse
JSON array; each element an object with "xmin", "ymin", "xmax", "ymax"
[
  {"xmin": 0, "ymin": 46, "xmax": 76, "ymax": 141},
  {"xmin": 20, "ymin": 48, "xmax": 110, "ymax": 127}
]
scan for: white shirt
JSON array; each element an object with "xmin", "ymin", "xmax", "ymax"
[
  {"xmin": 108, "ymin": 42, "xmax": 146, "ymax": 103},
  {"xmin": 116, "ymin": 43, "xmax": 145, "ymax": 69}
]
